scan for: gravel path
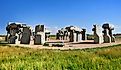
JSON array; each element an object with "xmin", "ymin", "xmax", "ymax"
[{"xmin": 9, "ymin": 40, "xmax": 121, "ymax": 50}]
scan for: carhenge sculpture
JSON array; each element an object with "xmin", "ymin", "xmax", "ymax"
[
  {"xmin": 6, "ymin": 22, "xmax": 31, "ymax": 44},
  {"xmin": 6, "ymin": 22, "xmax": 50, "ymax": 45}
]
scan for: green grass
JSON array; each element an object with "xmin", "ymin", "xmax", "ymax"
[
  {"xmin": 0, "ymin": 44, "xmax": 121, "ymax": 70},
  {"xmin": 49, "ymin": 35, "xmax": 56, "ymax": 37}
]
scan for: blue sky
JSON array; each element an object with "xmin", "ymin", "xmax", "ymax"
[{"xmin": 0, "ymin": 0, "xmax": 121, "ymax": 34}]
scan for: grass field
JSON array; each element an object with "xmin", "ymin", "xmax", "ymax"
[{"xmin": 0, "ymin": 44, "xmax": 121, "ymax": 70}]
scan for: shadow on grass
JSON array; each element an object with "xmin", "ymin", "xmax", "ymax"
[
  {"xmin": 0, "ymin": 43, "xmax": 11, "ymax": 47},
  {"xmin": 14, "ymin": 45, "xmax": 31, "ymax": 49}
]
